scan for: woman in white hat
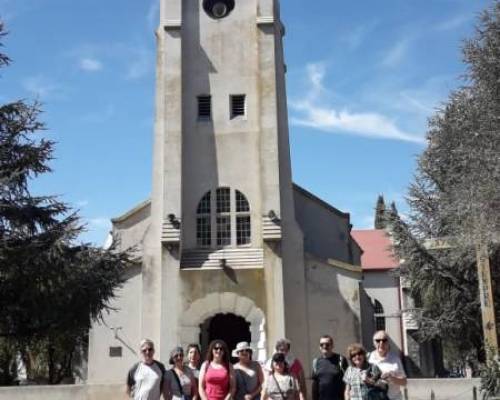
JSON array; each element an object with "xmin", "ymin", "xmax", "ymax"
[{"xmin": 233, "ymin": 341, "xmax": 264, "ymax": 400}]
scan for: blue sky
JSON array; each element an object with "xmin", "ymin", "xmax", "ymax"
[{"xmin": 0, "ymin": 0, "xmax": 492, "ymax": 244}]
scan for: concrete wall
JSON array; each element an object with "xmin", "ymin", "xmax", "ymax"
[
  {"xmin": 304, "ymin": 257, "xmax": 362, "ymax": 369},
  {"xmin": 362, "ymin": 270, "xmax": 403, "ymax": 352},
  {"xmin": 405, "ymin": 378, "xmax": 481, "ymax": 400},
  {"xmin": 0, "ymin": 384, "xmax": 123, "ymax": 400},
  {"xmin": 0, "ymin": 379, "xmax": 483, "ymax": 400},
  {"xmin": 293, "ymin": 186, "xmax": 359, "ymax": 265},
  {"xmin": 181, "ymin": 0, "xmax": 265, "ymax": 250},
  {"xmin": 87, "ymin": 266, "xmax": 142, "ymax": 384}
]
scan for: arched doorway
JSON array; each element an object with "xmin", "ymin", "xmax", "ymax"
[
  {"xmin": 180, "ymin": 292, "xmax": 267, "ymax": 362},
  {"xmin": 200, "ymin": 313, "xmax": 251, "ymax": 361}
]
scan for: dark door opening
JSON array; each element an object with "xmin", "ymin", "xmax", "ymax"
[{"xmin": 200, "ymin": 313, "xmax": 251, "ymax": 362}]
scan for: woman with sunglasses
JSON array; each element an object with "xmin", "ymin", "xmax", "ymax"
[
  {"xmin": 261, "ymin": 352, "xmax": 302, "ymax": 400},
  {"xmin": 165, "ymin": 346, "xmax": 198, "ymax": 400},
  {"xmin": 343, "ymin": 343, "xmax": 386, "ymax": 400},
  {"xmin": 368, "ymin": 331, "xmax": 407, "ymax": 400},
  {"xmin": 199, "ymin": 340, "xmax": 236, "ymax": 400},
  {"xmin": 232, "ymin": 341, "xmax": 264, "ymax": 400}
]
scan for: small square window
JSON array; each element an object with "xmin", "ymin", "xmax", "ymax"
[
  {"xmin": 198, "ymin": 95, "xmax": 211, "ymax": 120},
  {"xmin": 231, "ymin": 95, "xmax": 246, "ymax": 118}
]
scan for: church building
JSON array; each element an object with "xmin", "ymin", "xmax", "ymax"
[{"xmin": 87, "ymin": 0, "xmax": 364, "ymax": 383}]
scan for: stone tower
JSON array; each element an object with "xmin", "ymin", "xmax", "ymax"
[{"xmin": 145, "ymin": 0, "xmax": 308, "ymax": 360}]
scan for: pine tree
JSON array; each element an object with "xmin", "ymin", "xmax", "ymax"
[
  {"xmin": 0, "ymin": 21, "xmax": 133, "ymax": 384},
  {"xmin": 374, "ymin": 195, "xmax": 386, "ymax": 229},
  {"xmin": 389, "ymin": 1, "xmax": 500, "ymax": 366}
]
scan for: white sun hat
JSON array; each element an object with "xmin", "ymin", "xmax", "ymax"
[{"xmin": 232, "ymin": 341, "xmax": 253, "ymax": 357}]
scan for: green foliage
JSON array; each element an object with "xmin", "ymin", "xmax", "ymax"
[
  {"xmin": 389, "ymin": 1, "xmax": 500, "ymax": 365},
  {"xmin": 374, "ymin": 195, "xmax": 387, "ymax": 230},
  {"xmin": 0, "ymin": 21, "xmax": 134, "ymax": 384},
  {"xmin": 480, "ymin": 348, "xmax": 500, "ymax": 399}
]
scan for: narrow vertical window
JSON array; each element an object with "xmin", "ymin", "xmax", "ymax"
[
  {"xmin": 236, "ymin": 190, "xmax": 251, "ymax": 245},
  {"xmin": 216, "ymin": 188, "xmax": 231, "ymax": 246},
  {"xmin": 374, "ymin": 299, "xmax": 386, "ymax": 331},
  {"xmin": 196, "ymin": 191, "xmax": 211, "ymax": 246},
  {"xmin": 230, "ymin": 94, "xmax": 246, "ymax": 118},
  {"xmin": 198, "ymin": 95, "xmax": 211, "ymax": 120}
]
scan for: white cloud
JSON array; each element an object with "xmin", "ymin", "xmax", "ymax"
[
  {"xmin": 290, "ymin": 63, "xmax": 425, "ymax": 144},
  {"xmin": 380, "ymin": 39, "xmax": 410, "ymax": 68},
  {"xmin": 340, "ymin": 21, "xmax": 379, "ymax": 50},
  {"xmin": 435, "ymin": 14, "xmax": 470, "ymax": 31},
  {"xmin": 79, "ymin": 57, "xmax": 103, "ymax": 72},
  {"xmin": 22, "ymin": 75, "xmax": 63, "ymax": 99}
]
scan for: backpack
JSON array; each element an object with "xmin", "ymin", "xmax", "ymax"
[{"xmin": 127, "ymin": 360, "xmax": 166, "ymax": 389}]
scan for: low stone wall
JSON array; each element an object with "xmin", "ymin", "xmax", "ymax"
[
  {"xmin": 0, "ymin": 378, "xmax": 485, "ymax": 400},
  {"xmin": 0, "ymin": 383, "xmax": 123, "ymax": 400},
  {"xmin": 405, "ymin": 378, "xmax": 481, "ymax": 400}
]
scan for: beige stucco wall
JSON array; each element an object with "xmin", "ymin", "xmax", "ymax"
[
  {"xmin": 362, "ymin": 270, "xmax": 403, "ymax": 352},
  {"xmin": 180, "ymin": 0, "xmax": 270, "ymax": 249},
  {"xmin": 304, "ymin": 257, "xmax": 362, "ymax": 366},
  {"xmin": 87, "ymin": 265, "xmax": 142, "ymax": 384}
]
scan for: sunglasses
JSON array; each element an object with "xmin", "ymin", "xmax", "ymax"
[
  {"xmin": 350, "ymin": 352, "xmax": 363, "ymax": 358},
  {"xmin": 174, "ymin": 353, "xmax": 183, "ymax": 358},
  {"xmin": 213, "ymin": 346, "xmax": 224, "ymax": 351},
  {"xmin": 319, "ymin": 342, "xmax": 332, "ymax": 348},
  {"xmin": 375, "ymin": 338, "xmax": 388, "ymax": 343},
  {"xmin": 141, "ymin": 347, "xmax": 154, "ymax": 353}
]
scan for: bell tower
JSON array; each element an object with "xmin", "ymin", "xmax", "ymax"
[{"xmin": 142, "ymin": 0, "xmax": 309, "ymax": 362}]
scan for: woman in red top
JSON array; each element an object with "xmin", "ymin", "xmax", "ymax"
[{"xmin": 199, "ymin": 340, "xmax": 236, "ymax": 400}]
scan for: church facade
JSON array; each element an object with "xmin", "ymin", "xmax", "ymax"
[{"xmin": 87, "ymin": 0, "xmax": 363, "ymax": 383}]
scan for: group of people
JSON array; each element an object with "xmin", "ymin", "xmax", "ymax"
[{"xmin": 126, "ymin": 330, "xmax": 406, "ymax": 400}]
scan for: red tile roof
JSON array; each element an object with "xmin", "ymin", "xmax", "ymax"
[{"xmin": 351, "ymin": 229, "xmax": 399, "ymax": 270}]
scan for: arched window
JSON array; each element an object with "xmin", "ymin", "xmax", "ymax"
[
  {"xmin": 374, "ymin": 299, "xmax": 386, "ymax": 331},
  {"xmin": 196, "ymin": 188, "xmax": 251, "ymax": 248}
]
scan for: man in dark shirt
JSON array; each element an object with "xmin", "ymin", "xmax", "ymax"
[{"xmin": 312, "ymin": 335, "xmax": 348, "ymax": 400}]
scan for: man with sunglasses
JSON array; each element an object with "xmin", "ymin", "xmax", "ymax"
[
  {"xmin": 368, "ymin": 331, "xmax": 406, "ymax": 400},
  {"xmin": 311, "ymin": 335, "xmax": 348, "ymax": 400},
  {"xmin": 126, "ymin": 338, "xmax": 166, "ymax": 400}
]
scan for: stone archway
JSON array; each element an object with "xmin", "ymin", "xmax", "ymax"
[{"xmin": 179, "ymin": 292, "xmax": 267, "ymax": 362}]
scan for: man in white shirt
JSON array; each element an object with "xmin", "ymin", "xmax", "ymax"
[
  {"xmin": 126, "ymin": 339, "xmax": 166, "ymax": 400},
  {"xmin": 368, "ymin": 331, "xmax": 407, "ymax": 400}
]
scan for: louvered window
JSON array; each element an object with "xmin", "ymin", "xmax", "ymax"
[
  {"xmin": 231, "ymin": 94, "xmax": 246, "ymax": 118},
  {"xmin": 198, "ymin": 95, "xmax": 211, "ymax": 120}
]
